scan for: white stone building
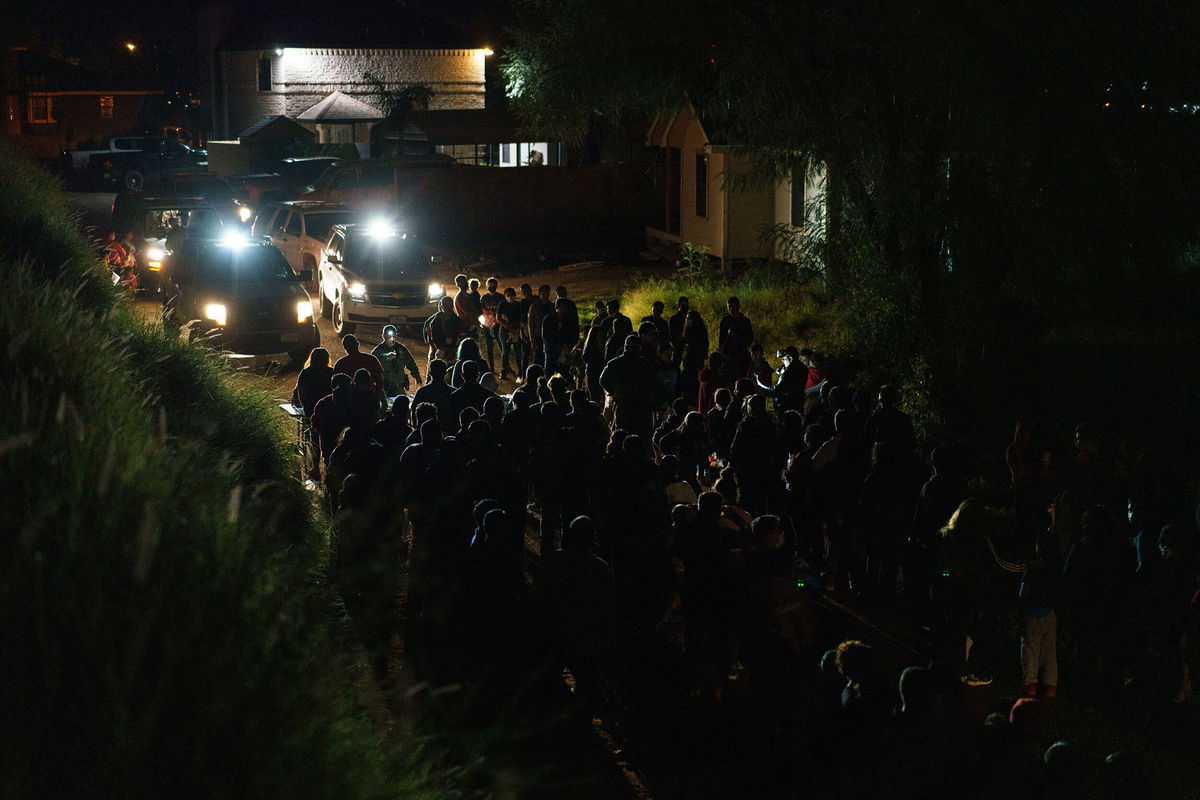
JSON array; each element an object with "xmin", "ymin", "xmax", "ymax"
[{"xmin": 208, "ymin": 10, "xmax": 488, "ymax": 140}]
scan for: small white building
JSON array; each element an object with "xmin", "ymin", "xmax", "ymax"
[
  {"xmin": 645, "ymin": 105, "xmax": 825, "ymax": 267},
  {"xmin": 208, "ymin": 11, "xmax": 488, "ymax": 140}
]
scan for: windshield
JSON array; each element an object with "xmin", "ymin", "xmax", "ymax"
[
  {"xmin": 143, "ymin": 207, "xmax": 222, "ymax": 240},
  {"xmin": 304, "ymin": 211, "xmax": 359, "ymax": 242},
  {"xmin": 193, "ymin": 246, "xmax": 297, "ymax": 283},
  {"xmin": 282, "ymin": 159, "xmax": 338, "ymax": 186},
  {"xmin": 344, "ymin": 235, "xmax": 427, "ymax": 280}
]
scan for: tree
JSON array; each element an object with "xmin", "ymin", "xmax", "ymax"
[{"xmin": 505, "ymin": 0, "xmax": 1200, "ymax": 448}]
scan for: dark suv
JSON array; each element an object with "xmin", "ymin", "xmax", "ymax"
[
  {"xmin": 162, "ymin": 237, "xmax": 320, "ymax": 362},
  {"xmin": 111, "ymin": 194, "xmax": 239, "ymax": 293}
]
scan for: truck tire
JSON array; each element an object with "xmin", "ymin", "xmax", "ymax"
[
  {"xmin": 123, "ymin": 170, "xmax": 145, "ymax": 190},
  {"xmin": 332, "ymin": 297, "xmax": 355, "ymax": 336}
]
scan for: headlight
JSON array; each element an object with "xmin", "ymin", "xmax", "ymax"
[
  {"xmin": 296, "ymin": 300, "xmax": 313, "ymax": 323},
  {"xmin": 427, "ymin": 282, "xmax": 444, "ymax": 300},
  {"xmin": 348, "ymin": 282, "xmax": 367, "ymax": 301},
  {"xmin": 146, "ymin": 246, "xmax": 165, "ymax": 270},
  {"xmin": 237, "ymin": 205, "xmax": 253, "ymax": 223},
  {"xmin": 203, "ymin": 303, "xmax": 227, "ymax": 326}
]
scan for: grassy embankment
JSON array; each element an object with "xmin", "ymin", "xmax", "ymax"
[{"xmin": 0, "ymin": 141, "xmax": 442, "ymax": 796}]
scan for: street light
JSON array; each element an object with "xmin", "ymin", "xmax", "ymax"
[{"xmin": 125, "ymin": 42, "xmax": 137, "ymax": 52}]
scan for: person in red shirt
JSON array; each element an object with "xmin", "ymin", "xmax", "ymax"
[{"xmin": 333, "ymin": 334, "xmax": 384, "ymax": 408}]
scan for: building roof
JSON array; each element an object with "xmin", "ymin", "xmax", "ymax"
[
  {"xmin": 217, "ymin": 6, "xmax": 480, "ymax": 50},
  {"xmin": 297, "ymin": 92, "xmax": 384, "ymax": 123},
  {"xmin": 237, "ymin": 114, "xmax": 316, "ymax": 142}
]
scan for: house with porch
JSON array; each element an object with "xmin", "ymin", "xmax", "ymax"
[{"xmin": 645, "ymin": 105, "xmax": 825, "ymax": 267}]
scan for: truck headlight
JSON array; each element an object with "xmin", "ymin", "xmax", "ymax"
[
  {"xmin": 296, "ymin": 300, "xmax": 313, "ymax": 323},
  {"xmin": 146, "ymin": 246, "xmax": 165, "ymax": 270},
  {"xmin": 203, "ymin": 303, "xmax": 227, "ymax": 326},
  {"xmin": 427, "ymin": 282, "xmax": 444, "ymax": 300},
  {"xmin": 348, "ymin": 282, "xmax": 367, "ymax": 301}
]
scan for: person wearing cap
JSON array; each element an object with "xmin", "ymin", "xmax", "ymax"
[
  {"xmin": 755, "ymin": 345, "xmax": 807, "ymax": 412},
  {"xmin": 372, "ymin": 325, "xmax": 422, "ymax": 398},
  {"xmin": 599, "ymin": 334, "xmax": 670, "ymax": 438}
]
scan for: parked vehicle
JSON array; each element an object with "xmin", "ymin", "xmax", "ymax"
[
  {"xmin": 111, "ymin": 193, "xmax": 238, "ymax": 293},
  {"xmin": 68, "ymin": 135, "xmax": 149, "ymax": 172},
  {"xmin": 162, "ymin": 236, "xmax": 319, "ymax": 363},
  {"xmin": 228, "ymin": 157, "xmax": 345, "ymax": 209},
  {"xmin": 145, "ymin": 174, "xmax": 254, "ymax": 223},
  {"xmin": 86, "ymin": 138, "xmax": 209, "ymax": 190},
  {"xmin": 316, "ymin": 222, "xmax": 444, "ymax": 336},
  {"xmin": 300, "ymin": 155, "xmax": 455, "ymax": 207},
  {"xmin": 252, "ymin": 201, "xmax": 362, "ymax": 279}
]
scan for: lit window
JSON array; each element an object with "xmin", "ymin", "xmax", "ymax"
[
  {"xmin": 28, "ymin": 95, "xmax": 53, "ymax": 124},
  {"xmin": 99, "ymin": 95, "xmax": 114, "ymax": 119}
]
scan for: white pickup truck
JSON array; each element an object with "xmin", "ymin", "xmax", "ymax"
[{"xmin": 69, "ymin": 136, "xmax": 149, "ymax": 172}]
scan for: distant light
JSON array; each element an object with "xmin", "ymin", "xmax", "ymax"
[
  {"xmin": 1104, "ymin": 102, "xmax": 1111, "ymax": 108},
  {"xmin": 237, "ymin": 205, "xmax": 253, "ymax": 222},
  {"xmin": 125, "ymin": 43, "xmax": 137, "ymax": 52},
  {"xmin": 204, "ymin": 303, "xmax": 227, "ymax": 327},
  {"xmin": 482, "ymin": 48, "xmax": 494, "ymax": 56},
  {"xmin": 275, "ymin": 47, "xmax": 284, "ymax": 56},
  {"xmin": 365, "ymin": 218, "xmax": 397, "ymax": 237}
]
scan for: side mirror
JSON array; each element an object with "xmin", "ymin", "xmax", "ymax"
[{"xmin": 298, "ymin": 269, "xmax": 313, "ymax": 282}]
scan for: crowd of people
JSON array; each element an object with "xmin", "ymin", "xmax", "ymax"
[{"xmin": 288, "ymin": 275, "xmax": 1199, "ymax": 797}]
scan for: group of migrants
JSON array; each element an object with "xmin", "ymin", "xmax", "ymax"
[{"xmin": 290, "ymin": 277, "xmax": 1198, "ymax": 798}]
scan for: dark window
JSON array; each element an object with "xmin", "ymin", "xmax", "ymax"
[
  {"xmin": 270, "ymin": 208, "xmax": 288, "ymax": 233},
  {"xmin": 28, "ymin": 95, "xmax": 51, "ymax": 123},
  {"xmin": 358, "ymin": 166, "xmax": 394, "ymax": 188},
  {"xmin": 330, "ymin": 169, "xmax": 359, "ymax": 191},
  {"xmin": 790, "ymin": 172, "xmax": 805, "ymax": 227},
  {"xmin": 666, "ymin": 147, "xmax": 681, "ymax": 234},
  {"xmin": 303, "ymin": 211, "xmax": 360, "ymax": 242},
  {"xmin": 257, "ymin": 57, "xmax": 272, "ymax": 92},
  {"xmin": 285, "ymin": 213, "xmax": 302, "ymax": 236},
  {"xmin": 695, "ymin": 153, "xmax": 708, "ymax": 218}
]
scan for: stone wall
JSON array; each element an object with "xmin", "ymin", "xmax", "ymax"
[{"xmin": 217, "ymin": 48, "xmax": 486, "ymax": 138}]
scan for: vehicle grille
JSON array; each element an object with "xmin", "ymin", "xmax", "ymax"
[
  {"xmin": 369, "ymin": 285, "xmax": 426, "ymax": 308},
  {"xmin": 235, "ymin": 298, "xmax": 295, "ymax": 330}
]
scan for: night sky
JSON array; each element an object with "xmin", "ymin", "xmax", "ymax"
[{"xmin": 6, "ymin": 0, "xmax": 509, "ymax": 91}]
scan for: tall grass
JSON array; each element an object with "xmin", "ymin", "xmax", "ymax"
[
  {"xmin": 0, "ymin": 143, "xmax": 442, "ymax": 797},
  {"xmin": 621, "ymin": 262, "xmax": 831, "ymax": 356}
]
